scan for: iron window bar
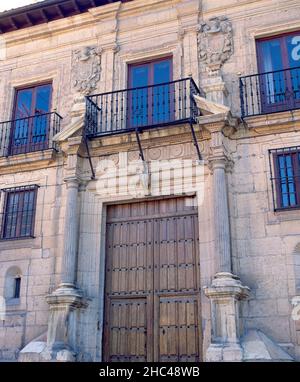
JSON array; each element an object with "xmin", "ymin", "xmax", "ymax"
[
  {"xmin": 0, "ymin": 185, "xmax": 39, "ymax": 240},
  {"xmin": 0, "ymin": 112, "xmax": 62, "ymax": 157},
  {"xmin": 240, "ymin": 66, "xmax": 300, "ymax": 118},
  {"xmin": 269, "ymin": 146, "xmax": 300, "ymax": 211}
]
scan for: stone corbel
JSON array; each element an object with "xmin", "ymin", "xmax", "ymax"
[{"xmin": 196, "ymin": 110, "xmax": 238, "ymax": 144}]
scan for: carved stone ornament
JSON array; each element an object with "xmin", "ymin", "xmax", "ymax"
[
  {"xmin": 198, "ymin": 16, "xmax": 233, "ymax": 72},
  {"xmin": 72, "ymin": 46, "xmax": 102, "ymax": 95}
]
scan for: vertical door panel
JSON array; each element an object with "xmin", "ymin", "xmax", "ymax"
[{"xmin": 158, "ymin": 297, "xmax": 200, "ymax": 362}]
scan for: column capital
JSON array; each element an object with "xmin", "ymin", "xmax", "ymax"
[
  {"xmin": 208, "ymin": 154, "xmax": 233, "ymax": 173},
  {"xmin": 64, "ymin": 177, "xmax": 80, "ymax": 189}
]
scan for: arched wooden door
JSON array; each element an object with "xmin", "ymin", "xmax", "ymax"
[{"xmin": 103, "ymin": 197, "xmax": 202, "ymax": 362}]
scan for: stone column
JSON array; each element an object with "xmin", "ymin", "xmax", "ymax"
[
  {"xmin": 211, "ymin": 157, "xmax": 231, "ymax": 273},
  {"xmin": 45, "ymin": 175, "xmax": 86, "ymax": 361},
  {"xmin": 44, "ymin": 129, "xmax": 88, "ymax": 361},
  {"xmin": 201, "ymin": 115, "xmax": 250, "ymax": 362},
  {"xmin": 61, "ymin": 177, "xmax": 80, "ymax": 287}
]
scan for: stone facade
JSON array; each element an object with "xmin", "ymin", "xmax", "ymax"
[{"xmin": 0, "ymin": 0, "xmax": 299, "ymax": 362}]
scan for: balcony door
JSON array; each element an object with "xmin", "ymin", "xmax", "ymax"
[
  {"xmin": 128, "ymin": 58, "xmax": 173, "ymax": 129},
  {"xmin": 257, "ymin": 32, "xmax": 300, "ymax": 113},
  {"xmin": 10, "ymin": 83, "xmax": 52, "ymax": 155}
]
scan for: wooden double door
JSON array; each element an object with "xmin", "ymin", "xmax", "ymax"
[{"xmin": 103, "ymin": 197, "xmax": 202, "ymax": 362}]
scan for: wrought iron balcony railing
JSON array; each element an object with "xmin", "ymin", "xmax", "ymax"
[
  {"xmin": 85, "ymin": 78, "xmax": 201, "ymax": 137},
  {"xmin": 0, "ymin": 112, "xmax": 62, "ymax": 157},
  {"xmin": 240, "ymin": 66, "xmax": 300, "ymax": 118}
]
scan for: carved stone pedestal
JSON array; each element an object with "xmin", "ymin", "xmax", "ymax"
[
  {"xmin": 204, "ymin": 272, "xmax": 250, "ymax": 362},
  {"xmin": 202, "ymin": 74, "xmax": 228, "ymax": 106},
  {"xmin": 44, "ymin": 284, "xmax": 87, "ymax": 362}
]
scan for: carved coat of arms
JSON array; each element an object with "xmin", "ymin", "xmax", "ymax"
[
  {"xmin": 72, "ymin": 46, "xmax": 102, "ymax": 95},
  {"xmin": 198, "ymin": 16, "xmax": 233, "ymax": 72}
]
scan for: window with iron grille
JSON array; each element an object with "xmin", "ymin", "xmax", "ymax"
[
  {"xmin": 1, "ymin": 185, "xmax": 38, "ymax": 240},
  {"xmin": 269, "ymin": 147, "xmax": 300, "ymax": 210}
]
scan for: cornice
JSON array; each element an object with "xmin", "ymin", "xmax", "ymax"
[
  {"xmin": 202, "ymin": 0, "xmax": 300, "ymax": 22},
  {"xmin": 238, "ymin": 110, "xmax": 300, "ymax": 138},
  {"xmin": 0, "ymin": 150, "xmax": 63, "ymax": 175}
]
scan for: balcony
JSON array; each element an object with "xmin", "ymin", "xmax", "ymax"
[
  {"xmin": 240, "ymin": 67, "xmax": 300, "ymax": 118},
  {"xmin": 85, "ymin": 78, "xmax": 201, "ymax": 138},
  {"xmin": 0, "ymin": 112, "xmax": 62, "ymax": 157}
]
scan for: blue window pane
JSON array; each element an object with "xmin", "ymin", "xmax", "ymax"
[
  {"xmin": 286, "ymin": 35, "xmax": 300, "ymax": 68},
  {"xmin": 153, "ymin": 60, "xmax": 172, "ymax": 124},
  {"xmin": 130, "ymin": 66, "xmax": 149, "ymax": 127},
  {"xmin": 3, "ymin": 193, "xmax": 19, "ymax": 239},
  {"xmin": 13, "ymin": 119, "xmax": 29, "ymax": 146},
  {"xmin": 260, "ymin": 39, "xmax": 283, "ymax": 72},
  {"xmin": 278, "ymin": 154, "xmax": 297, "ymax": 207},
  {"xmin": 15, "ymin": 89, "xmax": 33, "ymax": 119},
  {"xmin": 260, "ymin": 40, "xmax": 285, "ymax": 104},
  {"xmin": 129, "ymin": 60, "xmax": 172, "ymax": 128},
  {"xmin": 153, "ymin": 61, "xmax": 171, "ymax": 85},
  {"xmin": 286, "ymin": 35, "xmax": 300, "ymax": 100},
  {"xmin": 33, "ymin": 85, "xmax": 51, "ymax": 143},
  {"xmin": 35, "ymin": 85, "xmax": 51, "ymax": 114}
]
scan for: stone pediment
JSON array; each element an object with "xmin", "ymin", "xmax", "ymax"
[{"xmin": 52, "ymin": 116, "xmax": 84, "ymax": 143}]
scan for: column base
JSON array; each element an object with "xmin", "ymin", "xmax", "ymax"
[
  {"xmin": 45, "ymin": 284, "xmax": 88, "ymax": 362},
  {"xmin": 205, "ymin": 272, "xmax": 250, "ymax": 296},
  {"xmin": 204, "ymin": 272, "xmax": 250, "ymax": 362},
  {"xmin": 206, "ymin": 343, "xmax": 243, "ymax": 362}
]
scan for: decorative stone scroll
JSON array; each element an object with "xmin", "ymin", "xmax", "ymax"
[
  {"xmin": 72, "ymin": 46, "xmax": 102, "ymax": 95},
  {"xmin": 198, "ymin": 16, "xmax": 233, "ymax": 72}
]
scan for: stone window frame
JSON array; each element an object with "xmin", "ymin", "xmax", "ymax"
[
  {"xmin": 0, "ymin": 262, "xmax": 29, "ymax": 313},
  {"xmin": 4, "ymin": 266, "xmax": 22, "ymax": 306},
  {"xmin": 245, "ymin": 21, "xmax": 300, "ymax": 76},
  {"xmin": 2, "ymin": 70, "xmax": 60, "ymax": 125},
  {"xmin": 115, "ymin": 42, "xmax": 182, "ymax": 93}
]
